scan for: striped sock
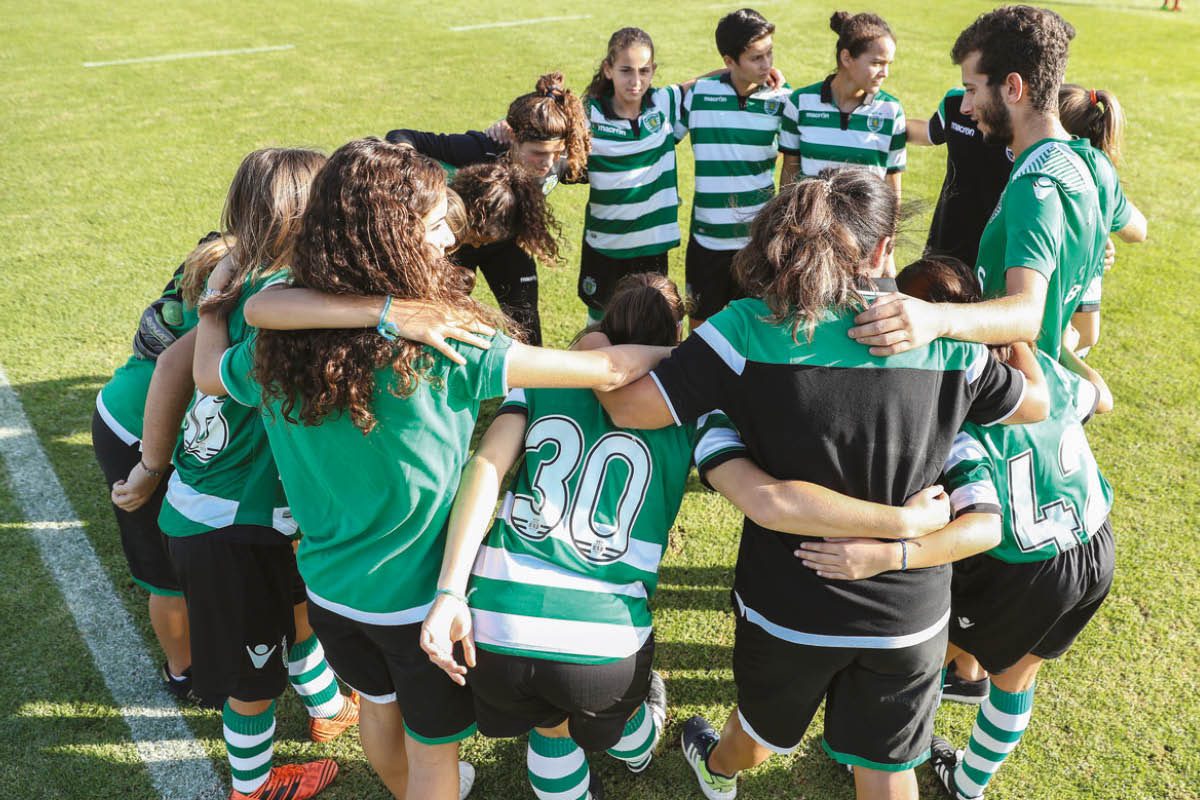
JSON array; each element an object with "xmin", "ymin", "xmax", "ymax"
[
  {"xmin": 607, "ymin": 701, "xmax": 658, "ymax": 769},
  {"xmin": 527, "ymin": 730, "xmax": 592, "ymax": 800},
  {"xmin": 586, "ymin": 306, "xmax": 604, "ymax": 325},
  {"xmin": 953, "ymin": 682, "xmax": 1036, "ymax": 799},
  {"xmin": 224, "ymin": 700, "xmax": 275, "ymax": 795},
  {"xmin": 288, "ymin": 635, "xmax": 345, "ymax": 719}
]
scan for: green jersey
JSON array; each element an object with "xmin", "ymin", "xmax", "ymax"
[
  {"xmin": 683, "ymin": 76, "xmax": 790, "ymax": 251},
  {"xmin": 469, "ymin": 388, "xmax": 744, "ymax": 663},
  {"xmin": 1066, "ymin": 138, "xmax": 1134, "ymax": 309},
  {"xmin": 220, "ymin": 332, "xmax": 513, "ymax": 623},
  {"xmin": 158, "ymin": 271, "xmax": 294, "ymax": 538},
  {"xmin": 584, "ymin": 86, "xmax": 686, "ymax": 259},
  {"xmin": 944, "ymin": 350, "xmax": 1112, "ymax": 564},
  {"xmin": 96, "ymin": 267, "xmax": 198, "ymax": 444},
  {"xmin": 975, "ymin": 138, "xmax": 1104, "ymax": 357}
]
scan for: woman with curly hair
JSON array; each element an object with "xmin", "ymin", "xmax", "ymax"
[
  {"xmin": 386, "ymin": 72, "xmax": 589, "ymax": 344},
  {"xmin": 193, "ymin": 138, "xmax": 668, "ymax": 800}
]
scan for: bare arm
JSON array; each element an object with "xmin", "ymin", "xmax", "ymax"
[
  {"xmin": 1058, "ymin": 345, "xmax": 1114, "ymax": 415},
  {"xmin": 1115, "ymin": 204, "xmax": 1147, "ymax": 243},
  {"xmin": 885, "ymin": 171, "xmax": 902, "ymax": 204},
  {"xmin": 420, "ymin": 412, "xmax": 527, "ymax": 683},
  {"xmin": 193, "ymin": 301, "xmax": 230, "ymax": 397},
  {"xmin": 794, "ymin": 512, "xmax": 1001, "ymax": 580},
  {"xmin": 706, "ymin": 457, "xmax": 950, "ymax": 540},
  {"xmin": 780, "ymin": 153, "xmax": 800, "ymax": 186},
  {"xmin": 999, "ymin": 342, "xmax": 1049, "ymax": 425},
  {"xmin": 906, "ymin": 117, "xmax": 933, "ymax": 146},
  {"xmin": 505, "ymin": 341, "xmax": 672, "ymax": 394}
]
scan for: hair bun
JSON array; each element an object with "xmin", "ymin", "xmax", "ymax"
[
  {"xmin": 536, "ymin": 71, "xmax": 565, "ymax": 98},
  {"xmin": 829, "ymin": 11, "xmax": 850, "ymax": 33}
]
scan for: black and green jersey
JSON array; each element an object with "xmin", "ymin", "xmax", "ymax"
[
  {"xmin": 96, "ymin": 266, "xmax": 199, "ymax": 445},
  {"xmin": 779, "ymin": 75, "xmax": 906, "ymax": 179},
  {"xmin": 975, "ymin": 138, "xmax": 1104, "ymax": 357},
  {"xmin": 158, "ymin": 271, "xmax": 294, "ymax": 538},
  {"xmin": 220, "ymin": 332, "xmax": 513, "ymax": 623},
  {"xmin": 944, "ymin": 350, "xmax": 1112, "ymax": 564},
  {"xmin": 469, "ymin": 388, "xmax": 744, "ymax": 664},
  {"xmin": 654, "ymin": 284, "xmax": 1027, "ymax": 648}
]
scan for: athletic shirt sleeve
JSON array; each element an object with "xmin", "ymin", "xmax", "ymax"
[
  {"xmin": 1003, "ymin": 175, "xmax": 1065, "ymax": 280},
  {"xmin": 667, "ymin": 85, "xmax": 688, "ymax": 143},
  {"xmin": 446, "ymin": 331, "xmax": 514, "ymax": 401},
  {"xmin": 218, "ymin": 336, "xmax": 261, "ymax": 407},
  {"xmin": 496, "ymin": 387, "xmax": 530, "ymax": 418},
  {"xmin": 886, "ymin": 103, "xmax": 907, "ymax": 173},
  {"xmin": 693, "ymin": 409, "xmax": 748, "ymax": 486},
  {"xmin": 384, "ymin": 128, "xmax": 505, "ymax": 167},
  {"xmin": 963, "ymin": 344, "xmax": 1027, "ymax": 426},
  {"xmin": 650, "ymin": 319, "xmax": 743, "ymax": 426},
  {"xmin": 1105, "ymin": 157, "xmax": 1133, "ymax": 232},
  {"xmin": 779, "ymin": 89, "xmax": 802, "ymax": 154},
  {"xmin": 942, "ymin": 431, "xmax": 1002, "ymax": 517},
  {"xmin": 1055, "ymin": 359, "xmax": 1101, "ymax": 426},
  {"xmin": 927, "ymin": 92, "xmax": 950, "ymax": 146}
]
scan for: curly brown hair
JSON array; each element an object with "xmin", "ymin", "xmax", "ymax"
[
  {"xmin": 734, "ymin": 168, "xmax": 899, "ymax": 341},
  {"xmin": 507, "ymin": 73, "xmax": 590, "ymax": 182},
  {"xmin": 951, "ymin": 5, "xmax": 1076, "ymax": 114},
  {"xmin": 254, "ymin": 138, "xmax": 509, "ymax": 433},
  {"xmin": 450, "ymin": 160, "xmax": 561, "ymax": 263}
]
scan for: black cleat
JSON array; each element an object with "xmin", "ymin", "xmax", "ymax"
[
  {"xmin": 929, "ymin": 735, "xmax": 967, "ymax": 799},
  {"xmin": 941, "ymin": 662, "xmax": 989, "ymax": 705}
]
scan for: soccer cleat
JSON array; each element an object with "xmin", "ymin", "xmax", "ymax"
[
  {"xmin": 587, "ymin": 770, "xmax": 606, "ymax": 800},
  {"xmin": 681, "ymin": 716, "xmax": 737, "ymax": 800},
  {"xmin": 626, "ymin": 671, "xmax": 668, "ymax": 774},
  {"xmin": 228, "ymin": 759, "xmax": 338, "ymax": 800},
  {"xmin": 929, "ymin": 735, "xmax": 969, "ymax": 799},
  {"xmin": 161, "ymin": 662, "xmax": 223, "ymax": 710},
  {"xmin": 941, "ymin": 663, "xmax": 989, "ymax": 705},
  {"xmin": 308, "ymin": 692, "xmax": 360, "ymax": 743},
  {"xmin": 458, "ymin": 761, "xmax": 475, "ymax": 800}
]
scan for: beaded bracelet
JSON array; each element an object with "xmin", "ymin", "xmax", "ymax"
[{"xmin": 435, "ymin": 587, "xmax": 469, "ymax": 606}]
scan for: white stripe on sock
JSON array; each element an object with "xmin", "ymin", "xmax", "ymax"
[{"xmin": 222, "ymin": 721, "xmax": 276, "ymax": 750}]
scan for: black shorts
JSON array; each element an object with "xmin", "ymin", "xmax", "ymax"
[
  {"xmin": 685, "ymin": 237, "xmax": 743, "ymax": 321},
  {"xmin": 455, "ymin": 239, "xmax": 541, "ymax": 346},
  {"xmin": 167, "ymin": 527, "xmax": 304, "ymax": 702},
  {"xmin": 733, "ymin": 614, "xmax": 945, "ymax": 772},
  {"xmin": 306, "ymin": 602, "xmax": 476, "ymax": 744},
  {"xmin": 468, "ymin": 634, "xmax": 655, "ymax": 752},
  {"xmin": 577, "ymin": 240, "xmax": 669, "ymax": 313},
  {"xmin": 950, "ymin": 519, "xmax": 1115, "ymax": 674},
  {"xmin": 90, "ymin": 409, "xmax": 181, "ymax": 595}
]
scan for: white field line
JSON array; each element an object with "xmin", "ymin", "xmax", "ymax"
[
  {"xmin": 449, "ymin": 14, "xmax": 591, "ymax": 32},
  {"xmin": 83, "ymin": 44, "xmax": 294, "ymax": 69},
  {"xmin": 0, "ymin": 365, "xmax": 224, "ymax": 800}
]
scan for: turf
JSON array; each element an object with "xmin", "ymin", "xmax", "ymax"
[{"xmin": 1, "ymin": 0, "xmax": 1197, "ymax": 798}]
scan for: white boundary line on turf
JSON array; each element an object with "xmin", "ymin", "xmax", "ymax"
[
  {"xmin": 83, "ymin": 44, "xmax": 294, "ymax": 69},
  {"xmin": 0, "ymin": 365, "xmax": 224, "ymax": 800},
  {"xmin": 449, "ymin": 14, "xmax": 591, "ymax": 32}
]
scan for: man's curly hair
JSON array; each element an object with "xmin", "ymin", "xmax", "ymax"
[{"xmin": 951, "ymin": 5, "xmax": 1076, "ymax": 113}]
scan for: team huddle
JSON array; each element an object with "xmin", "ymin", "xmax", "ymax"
[{"xmin": 91, "ymin": 5, "xmax": 1146, "ymax": 800}]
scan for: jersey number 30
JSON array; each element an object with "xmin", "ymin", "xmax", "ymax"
[{"xmin": 509, "ymin": 415, "xmax": 652, "ymax": 564}]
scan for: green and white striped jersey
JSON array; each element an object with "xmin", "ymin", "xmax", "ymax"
[
  {"xmin": 159, "ymin": 270, "xmax": 296, "ymax": 538},
  {"xmin": 683, "ymin": 76, "xmax": 790, "ymax": 251},
  {"xmin": 944, "ymin": 350, "xmax": 1112, "ymax": 564},
  {"xmin": 468, "ymin": 388, "xmax": 744, "ymax": 664},
  {"xmin": 779, "ymin": 76, "xmax": 906, "ymax": 179},
  {"xmin": 584, "ymin": 87, "xmax": 686, "ymax": 259}
]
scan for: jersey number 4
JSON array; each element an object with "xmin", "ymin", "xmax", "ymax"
[
  {"xmin": 509, "ymin": 415, "xmax": 652, "ymax": 564},
  {"xmin": 1006, "ymin": 424, "xmax": 1106, "ymax": 555}
]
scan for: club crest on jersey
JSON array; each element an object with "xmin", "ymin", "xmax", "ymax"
[
  {"xmin": 866, "ymin": 112, "xmax": 885, "ymax": 133},
  {"xmin": 643, "ymin": 111, "xmax": 664, "ymax": 134},
  {"xmin": 542, "ymin": 173, "xmax": 558, "ymax": 195},
  {"xmin": 582, "ymin": 276, "xmax": 598, "ymax": 296},
  {"xmin": 762, "ymin": 98, "xmax": 782, "ymax": 115},
  {"xmin": 181, "ymin": 393, "xmax": 229, "ymax": 463}
]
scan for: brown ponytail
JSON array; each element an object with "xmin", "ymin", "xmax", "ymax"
[
  {"xmin": 506, "ymin": 72, "xmax": 590, "ymax": 182},
  {"xmin": 180, "ymin": 233, "xmax": 234, "ymax": 307},
  {"xmin": 733, "ymin": 168, "xmax": 899, "ymax": 341},
  {"xmin": 1059, "ymin": 84, "xmax": 1125, "ymax": 166},
  {"xmin": 829, "ymin": 10, "xmax": 894, "ymax": 65},
  {"xmin": 573, "ymin": 272, "xmax": 685, "ymax": 348}
]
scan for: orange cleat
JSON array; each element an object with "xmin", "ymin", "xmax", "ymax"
[
  {"xmin": 228, "ymin": 759, "xmax": 338, "ymax": 800},
  {"xmin": 308, "ymin": 692, "xmax": 360, "ymax": 744}
]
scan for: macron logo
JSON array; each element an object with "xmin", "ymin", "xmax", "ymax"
[
  {"xmin": 246, "ymin": 643, "xmax": 278, "ymax": 669},
  {"xmin": 957, "ymin": 616, "xmax": 976, "ymax": 629}
]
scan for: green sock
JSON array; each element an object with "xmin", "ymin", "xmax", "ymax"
[
  {"xmin": 586, "ymin": 306, "xmax": 604, "ymax": 325},
  {"xmin": 527, "ymin": 730, "xmax": 591, "ymax": 800},
  {"xmin": 607, "ymin": 701, "xmax": 658, "ymax": 768},
  {"xmin": 223, "ymin": 700, "xmax": 275, "ymax": 795},
  {"xmin": 287, "ymin": 634, "xmax": 345, "ymax": 719},
  {"xmin": 954, "ymin": 682, "xmax": 1036, "ymax": 799}
]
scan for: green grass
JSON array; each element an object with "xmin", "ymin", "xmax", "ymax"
[{"xmin": 1, "ymin": 0, "xmax": 1198, "ymax": 798}]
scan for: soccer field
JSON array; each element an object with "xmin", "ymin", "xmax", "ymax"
[{"xmin": 1, "ymin": 1, "xmax": 1197, "ymax": 798}]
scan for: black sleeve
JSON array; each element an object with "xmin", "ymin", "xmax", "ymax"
[
  {"xmin": 384, "ymin": 129, "xmax": 506, "ymax": 167},
  {"xmin": 965, "ymin": 348, "xmax": 1027, "ymax": 426},
  {"xmin": 648, "ymin": 330, "xmax": 736, "ymax": 426}
]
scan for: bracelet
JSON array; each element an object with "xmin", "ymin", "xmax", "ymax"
[
  {"xmin": 139, "ymin": 459, "xmax": 165, "ymax": 478},
  {"xmin": 435, "ymin": 587, "xmax": 469, "ymax": 606},
  {"xmin": 899, "ymin": 539, "xmax": 909, "ymax": 571},
  {"xmin": 377, "ymin": 295, "xmax": 400, "ymax": 341}
]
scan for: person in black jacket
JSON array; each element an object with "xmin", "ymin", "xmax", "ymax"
[{"xmin": 388, "ymin": 73, "xmax": 589, "ymax": 345}]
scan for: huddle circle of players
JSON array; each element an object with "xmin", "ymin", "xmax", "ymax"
[{"xmin": 93, "ymin": 6, "xmax": 1146, "ymax": 800}]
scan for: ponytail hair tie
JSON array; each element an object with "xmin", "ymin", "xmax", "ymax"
[{"xmin": 1089, "ymin": 89, "xmax": 1099, "ymax": 106}]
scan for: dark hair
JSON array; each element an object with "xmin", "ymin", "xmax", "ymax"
[
  {"xmin": 1059, "ymin": 84, "xmax": 1124, "ymax": 165},
  {"xmin": 255, "ymin": 138, "xmax": 508, "ymax": 433},
  {"xmin": 898, "ymin": 256, "xmax": 1012, "ymax": 360},
  {"xmin": 450, "ymin": 160, "xmax": 561, "ymax": 263},
  {"xmin": 574, "ymin": 272, "xmax": 685, "ymax": 348},
  {"xmin": 734, "ymin": 167, "xmax": 899, "ymax": 341},
  {"xmin": 506, "ymin": 72, "xmax": 590, "ymax": 182},
  {"xmin": 716, "ymin": 8, "xmax": 775, "ymax": 60},
  {"xmin": 586, "ymin": 28, "xmax": 656, "ymax": 100},
  {"xmin": 951, "ymin": 5, "xmax": 1076, "ymax": 114},
  {"xmin": 829, "ymin": 10, "xmax": 894, "ymax": 64}
]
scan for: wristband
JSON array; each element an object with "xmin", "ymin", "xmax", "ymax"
[
  {"xmin": 139, "ymin": 459, "xmax": 165, "ymax": 478},
  {"xmin": 199, "ymin": 287, "xmax": 221, "ymax": 305},
  {"xmin": 899, "ymin": 539, "xmax": 909, "ymax": 571},
  {"xmin": 435, "ymin": 587, "xmax": 468, "ymax": 606},
  {"xmin": 377, "ymin": 295, "xmax": 400, "ymax": 341}
]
